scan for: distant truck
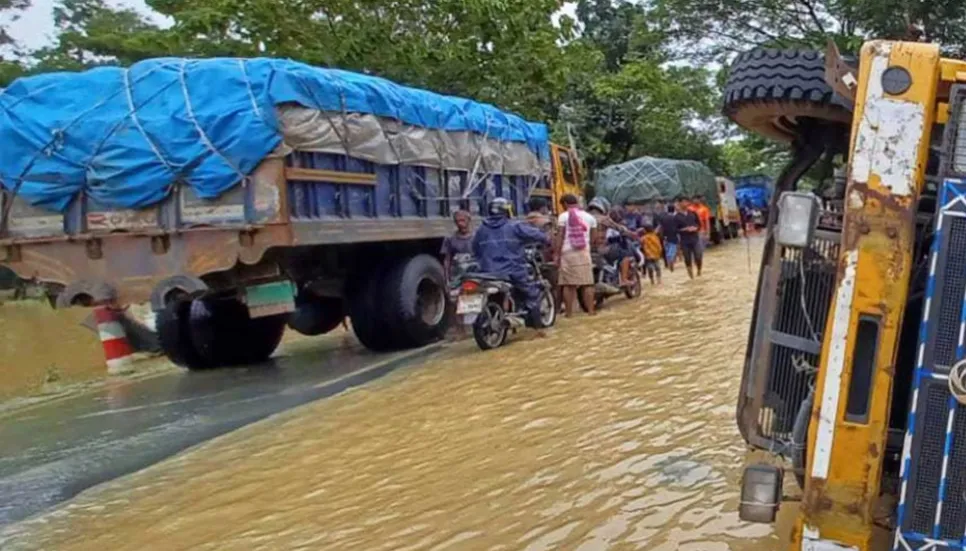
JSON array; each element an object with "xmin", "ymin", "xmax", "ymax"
[
  {"xmin": 0, "ymin": 58, "xmax": 581, "ymax": 369},
  {"xmin": 714, "ymin": 177, "xmax": 742, "ymax": 241}
]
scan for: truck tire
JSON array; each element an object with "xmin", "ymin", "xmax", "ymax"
[
  {"xmin": 188, "ymin": 298, "xmax": 286, "ymax": 366},
  {"xmin": 348, "ymin": 270, "xmax": 398, "ymax": 352},
  {"xmin": 157, "ymin": 300, "xmax": 212, "ymax": 370},
  {"xmin": 711, "ymin": 219, "xmax": 723, "ymax": 245},
  {"xmin": 723, "ymin": 48, "xmax": 853, "ymax": 143},
  {"xmin": 288, "ymin": 294, "xmax": 345, "ymax": 336},
  {"xmin": 382, "ymin": 255, "xmax": 448, "ymax": 347},
  {"xmin": 239, "ymin": 314, "xmax": 287, "ymax": 363}
]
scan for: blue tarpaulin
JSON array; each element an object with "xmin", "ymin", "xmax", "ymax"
[
  {"xmin": 734, "ymin": 174, "xmax": 772, "ymax": 209},
  {"xmin": 0, "ymin": 58, "xmax": 550, "ymax": 211}
]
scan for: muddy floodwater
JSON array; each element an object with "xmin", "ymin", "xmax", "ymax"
[
  {"xmin": 4, "ymin": 240, "xmax": 790, "ymax": 550},
  {"xmin": 0, "ymin": 300, "xmax": 105, "ymax": 400}
]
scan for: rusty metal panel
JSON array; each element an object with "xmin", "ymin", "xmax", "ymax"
[
  {"xmin": 0, "ymin": 192, "xmax": 66, "ymax": 239},
  {"xmin": 86, "ymin": 200, "xmax": 161, "ymax": 233},
  {"xmin": 179, "ymin": 184, "xmax": 247, "ymax": 227}
]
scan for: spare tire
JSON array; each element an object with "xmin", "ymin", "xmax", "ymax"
[{"xmin": 723, "ymin": 49, "xmax": 853, "ymax": 143}]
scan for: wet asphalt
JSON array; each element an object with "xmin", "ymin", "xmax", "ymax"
[{"xmin": 0, "ymin": 342, "xmax": 441, "ymax": 528}]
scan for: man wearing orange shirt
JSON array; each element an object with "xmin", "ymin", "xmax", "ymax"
[{"xmin": 690, "ymin": 194, "xmax": 713, "ymax": 253}]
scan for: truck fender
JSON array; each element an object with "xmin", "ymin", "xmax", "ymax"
[{"xmin": 150, "ymin": 275, "xmax": 209, "ymax": 312}]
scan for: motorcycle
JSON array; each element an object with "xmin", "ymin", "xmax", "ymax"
[
  {"xmin": 586, "ymin": 247, "xmax": 643, "ymax": 310},
  {"xmin": 455, "ymin": 247, "xmax": 557, "ymax": 350}
]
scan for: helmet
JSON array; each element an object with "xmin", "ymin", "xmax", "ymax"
[
  {"xmin": 588, "ymin": 197, "xmax": 611, "ymax": 214},
  {"xmin": 487, "ymin": 197, "xmax": 513, "ymax": 218}
]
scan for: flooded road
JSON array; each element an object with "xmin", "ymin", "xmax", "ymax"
[
  {"xmin": 4, "ymin": 239, "xmax": 784, "ymax": 550},
  {"xmin": 0, "ymin": 301, "xmax": 105, "ymax": 400}
]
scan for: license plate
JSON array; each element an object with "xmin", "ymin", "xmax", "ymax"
[
  {"xmin": 457, "ymin": 294, "xmax": 484, "ymax": 314},
  {"xmin": 244, "ymin": 280, "xmax": 296, "ymax": 319}
]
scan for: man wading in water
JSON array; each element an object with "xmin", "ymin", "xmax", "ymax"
[{"xmin": 555, "ymin": 194, "xmax": 597, "ymax": 317}]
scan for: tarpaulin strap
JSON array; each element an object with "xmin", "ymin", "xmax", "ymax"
[
  {"xmin": 374, "ymin": 118, "xmax": 402, "ymax": 164},
  {"xmin": 239, "ymin": 59, "xmax": 271, "ymax": 130},
  {"xmin": 178, "ymin": 59, "xmax": 249, "ymax": 186},
  {"xmin": 462, "ymin": 113, "xmax": 493, "ymax": 199},
  {"xmin": 87, "ymin": 73, "xmax": 181, "ymax": 182},
  {"xmin": 121, "ymin": 66, "xmax": 178, "ymax": 179}
]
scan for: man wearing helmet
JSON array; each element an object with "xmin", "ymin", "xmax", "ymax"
[{"xmin": 471, "ymin": 197, "xmax": 551, "ymax": 327}]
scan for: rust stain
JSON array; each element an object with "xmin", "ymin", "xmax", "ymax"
[
  {"xmin": 868, "ymin": 442, "xmax": 880, "ymax": 459},
  {"xmin": 802, "ymin": 478, "xmax": 835, "ymax": 517}
]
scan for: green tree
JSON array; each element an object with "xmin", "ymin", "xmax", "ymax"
[
  {"xmin": 721, "ymin": 136, "xmax": 787, "ymax": 177},
  {"xmin": 655, "ymin": 0, "xmax": 966, "ymax": 59},
  {"xmin": 32, "ymin": 0, "xmax": 172, "ymax": 72},
  {"xmin": 14, "ymin": 0, "xmax": 732, "ymax": 179},
  {"xmin": 0, "ymin": 0, "xmax": 31, "ymax": 85}
]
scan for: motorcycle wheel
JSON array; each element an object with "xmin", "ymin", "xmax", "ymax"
[
  {"xmin": 537, "ymin": 288, "xmax": 557, "ymax": 328},
  {"xmin": 473, "ymin": 300, "xmax": 509, "ymax": 350},
  {"xmin": 624, "ymin": 270, "xmax": 642, "ymax": 299}
]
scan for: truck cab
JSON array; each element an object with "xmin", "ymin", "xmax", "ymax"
[{"xmin": 725, "ymin": 41, "xmax": 966, "ymax": 550}]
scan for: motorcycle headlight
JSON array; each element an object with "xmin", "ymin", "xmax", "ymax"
[{"xmin": 776, "ymin": 192, "xmax": 820, "ymax": 249}]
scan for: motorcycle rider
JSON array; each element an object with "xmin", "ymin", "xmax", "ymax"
[
  {"xmin": 587, "ymin": 198, "xmax": 637, "ymax": 287},
  {"xmin": 471, "ymin": 197, "xmax": 551, "ymax": 327}
]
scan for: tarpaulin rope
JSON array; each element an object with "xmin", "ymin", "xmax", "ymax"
[{"xmin": 177, "ymin": 59, "xmax": 249, "ymax": 185}]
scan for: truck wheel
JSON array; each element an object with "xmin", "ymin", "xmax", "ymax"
[
  {"xmin": 288, "ymin": 294, "xmax": 344, "ymax": 336},
  {"xmin": 711, "ymin": 226, "xmax": 723, "ymax": 245},
  {"xmin": 240, "ymin": 314, "xmax": 287, "ymax": 364},
  {"xmin": 382, "ymin": 255, "xmax": 448, "ymax": 347},
  {"xmin": 723, "ymin": 48, "xmax": 853, "ymax": 143},
  {"xmin": 157, "ymin": 300, "xmax": 212, "ymax": 370},
  {"xmin": 348, "ymin": 270, "xmax": 397, "ymax": 352},
  {"xmin": 188, "ymin": 298, "xmax": 244, "ymax": 366},
  {"xmin": 188, "ymin": 298, "xmax": 287, "ymax": 366}
]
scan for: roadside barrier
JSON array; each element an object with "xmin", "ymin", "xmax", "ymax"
[{"xmin": 93, "ymin": 305, "xmax": 136, "ymax": 374}]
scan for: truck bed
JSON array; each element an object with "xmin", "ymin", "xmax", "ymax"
[{"xmin": 0, "ymin": 150, "xmax": 551, "ymax": 306}]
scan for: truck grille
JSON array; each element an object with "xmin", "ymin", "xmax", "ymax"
[
  {"xmin": 896, "ymin": 180, "xmax": 966, "ymax": 549},
  {"xmin": 757, "ymin": 237, "xmax": 839, "ymax": 444}
]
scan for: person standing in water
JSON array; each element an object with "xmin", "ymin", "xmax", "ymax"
[
  {"xmin": 555, "ymin": 194, "xmax": 597, "ymax": 317},
  {"xmin": 640, "ymin": 224, "xmax": 663, "ymax": 285},
  {"xmin": 441, "ymin": 209, "xmax": 474, "ymax": 282},
  {"xmin": 675, "ymin": 196, "xmax": 703, "ymax": 279},
  {"xmin": 658, "ymin": 201, "xmax": 679, "ymax": 272}
]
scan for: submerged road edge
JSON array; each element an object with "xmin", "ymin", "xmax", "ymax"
[{"xmin": 0, "ymin": 343, "xmax": 444, "ymax": 535}]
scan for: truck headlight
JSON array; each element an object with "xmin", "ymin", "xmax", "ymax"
[{"xmin": 776, "ymin": 191, "xmax": 820, "ymax": 249}]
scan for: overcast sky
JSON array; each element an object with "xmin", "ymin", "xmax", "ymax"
[{"xmin": 10, "ymin": 0, "xmax": 166, "ymax": 50}]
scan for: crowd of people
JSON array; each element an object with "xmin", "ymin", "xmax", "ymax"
[{"xmin": 439, "ymin": 193, "xmax": 718, "ymax": 325}]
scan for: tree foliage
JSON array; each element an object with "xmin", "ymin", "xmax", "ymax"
[{"xmin": 655, "ymin": 0, "xmax": 966, "ymax": 59}]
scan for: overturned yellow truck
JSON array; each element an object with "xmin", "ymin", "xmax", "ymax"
[{"xmin": 727, "ymin": 42, "xmax": 966, "ymax": 550}]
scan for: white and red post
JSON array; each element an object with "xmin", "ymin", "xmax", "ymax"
[{"xmin": 92, "ymin": 306, "xmax": 135, "ymax": 374}]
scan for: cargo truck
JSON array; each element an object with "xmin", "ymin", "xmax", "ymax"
[{"xmin": 0, "ymin": 58, "xmax": 579, "ymax": 369}]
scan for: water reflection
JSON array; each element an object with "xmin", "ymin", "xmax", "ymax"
[{"xmin": 5, "ymin": 240, "xmax": 783, "ymax": 550}]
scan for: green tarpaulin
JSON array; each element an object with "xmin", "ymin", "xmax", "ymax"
[{"xmin": 594, "ymin": 157, "xmax": 719, "ymax": 213}]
